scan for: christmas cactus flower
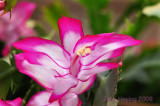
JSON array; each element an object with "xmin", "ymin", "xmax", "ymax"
[
  {"xmin": 13, "ymin": 16, "xmax": 142, "ymax": 105},
  {"xmin": 0, "ymin": 1, "xmax": 36, "ymax": 56},
  {"xmin": 0, "ymin": 0, "xmax": 5, "ymax": 11},
  {"xmin": 27, "ymin": 91, "xmax": 81, "ymax": 106},
  {"xmin": 0, "ymin": 97, "xmax": 22, "ymax": 106}
]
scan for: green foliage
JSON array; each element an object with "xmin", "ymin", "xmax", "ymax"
[
  {"xmin": 117, "ymin": 47, "xmax": 160, "ymax": 103},
  {"xmin": 78, "ymin": 0, "xmax": 112, "ymax": 34},
  {"xmin": 0, "ymin": 41, "xmax": 5, "ymax": 58},
  {"xmin": 122, "ymin": 49, "xmax": 160, "ymax": 82},
  {"xmin": 0, "ymin": 60, "xmax": 11, "ymax": 99},
  {"xmin": 9, "ymin": 47, "xmax": 22, "ymax": 67},
  {"xmin": 93, "ymin": 69, "xmax": 119, "ymax": 106},
  {"xmin": 78, "ymin": 0, "xmax": 110, "ymax": 11},
  {"xmin": 1, "ymin": 0, "xmax": 17, "ymax": 16},
  {"xmin": 88, "ymin": 11, "xmax": 113, "ymax": 34},
  {"xmin": 42, "ymin": 0, "xmax": 69, "ymax": 30},
  {"xmin": 121, "ymin": 14, "xmax": 150, "ymax": 38},
  {"xmin": 115, "ymin": 0, "xmax": 160, "ymax": 30},
  {"xmin": 22, "ymin": 80, "xmax": 44, "ymax": 106},
  {"xmin": 5, "ymin": 0, "xmax": 17, "ymax": 11},
  {"xmin": 34, "ymin": 23, "xmax": 47, "ymax": 37}
]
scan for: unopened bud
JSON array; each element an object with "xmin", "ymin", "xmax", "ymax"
[{"xmin": 0, "ymin": 0, "xmax": 5, "ymax": 11}]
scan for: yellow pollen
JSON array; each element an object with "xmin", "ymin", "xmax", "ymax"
[{"xmin": 76, "ymin": 47, "xmax": 92, "ymax": 56}]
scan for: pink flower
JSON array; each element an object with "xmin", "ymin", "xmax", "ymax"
[
  {"xmin": 27, "ymin": 91, "xmax": 82, "ymax": 106},
  {"xmin": 0, "ymin": 2, "xmax": 36, "ymax": 56},
  {"xmin": 0, "ymin": 0, "xmax": 5, "ymax": 11},
  {"xmin": 13, "ymin": 16, "xmax": 142, "ymax": 105},
  {"xmin": 0, "ymin": 97, "xmax": 22, "ymax": 106},
  {"xmin": 119, "ymin": 60, "xmax": 123, "ymax": 66}
]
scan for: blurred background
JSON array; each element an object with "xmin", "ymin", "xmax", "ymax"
[{"xmin": 1, "ymin": 0, "xmax": 160, "ymax": 105}]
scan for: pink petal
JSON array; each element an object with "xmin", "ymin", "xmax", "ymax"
[
  {"xmin": 17, "ymin": 52, "xmax": 69, "ymax": 75},
  {"xmin": 10, "ymin": 2, "xmax": 36, "ymax": 25},
  {"xmin": 15, "ymin": 53, "xmax": 59, "ymax": 90},
  {"xmin": 0, "ymin": 98, "xmax": 22, "ymax": 106},
  {"xmin": 47, "ymin": 102, "xmax": 60, "ymax": 106},
  {"xmin": 49, "ymin": 74, "xmax": 78, "ymax": 102},
  {"xmin": 78, "ymin": 62, "xmax": 119, "ymax": 81},
  {"xmin": 0, "ymin": 22, "xmax": 20, "ymax": 45},
  {"xmin": 69, "ymin": 75, "xmax": 96, "ymax": 95},
  {"xmin": 73, "ymin": 33, "xmax": 115, "ymax": 53},
  {"xmin": 27, "ymin": 91, "xmax": 60, "ymax": 106},
  {"xmin": 0, "ymin": 99, "xmax": 8, "ymax": 106},
  {"xmin": 97, "ymin": 32, "xmax": 116, "ymax": 36},
  {"xmin": 0, "ymin": 1, "xmax": 5, "ymax": 11},
  {"xmin": 6, "ymin": 98, "xmax": 22, "ymax": 106},
  {"xmin": 58, "ymin": 16, "xmax": 84, "ymax": 55},
  {"xmin": 80, "ymin": 34, "xmax": 142, "ymax": 65},
  {"xmin": 0, "ymin": 2, "xmax": 36, "ymax": 56},
  {"xmin": 97, "ymin": 34, "xmax": 142, "ymax": 50},
  {"xmin": 81, "ymin": 48, "xmax": 125, "ymax": 68},
  {"xmin": 119, "ymin": 60, "xmax": 123, "ymax": 66},
  {"xmin": 2, "ymin": 46, "xmax": 10, "ymax": 56},
  {"xmin": 13, "ymin": 37, "xmax": 71, "ymax": 68},
  {"xmin": 60, "ymin": 93, "xmax": 82, "ymax": 106},
  {"xmin": 19, "ymin": 25, "xmax": 36, "ymax": 37},
  {"xmin": 70, "ymin": 55, "xmax": 81, "ymax": 76}
]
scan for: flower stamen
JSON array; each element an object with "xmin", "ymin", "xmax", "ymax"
[{"xmin": 76, "ymin": 47, "xmax": 92, "ymax": 56}]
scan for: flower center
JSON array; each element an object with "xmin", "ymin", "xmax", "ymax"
[{"xmin": 76, "ymin": 47, "xmax": 92, "ymax": 56}]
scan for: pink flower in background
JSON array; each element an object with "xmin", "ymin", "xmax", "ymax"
[
  {"xmin": 0, "ymin": 2, "xmax": 36, "ymax": 56},
  {"xmin": 27, "ymin": 91, "xmax": 81, "ymax": 106},
  {"xmin": 0, "ymin": 0, "xmax": 5, "ymax": 11},
  {"xmin": 13, "ymin": 16, "xmax": 142, "ymax": 105},
  {"xmin": 0, "ymin": 97, "xmax": 22, "ymax": 106}
]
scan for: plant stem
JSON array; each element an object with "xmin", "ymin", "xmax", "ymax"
[{"xmin": 22, "ymin": 82, "xmax": 35, "ymax": 106}]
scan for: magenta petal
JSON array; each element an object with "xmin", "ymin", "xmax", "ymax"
[
  {"xmin": 58, "ymin": 16, "xmax": 84, "ymax": 55},
  {"xmin": 19, "ymin": 25, "xmax": 36, "ymax": 37},
  {"xmin": 27, "ymin": 91, "xmax": 60, "ymax": 106},
  {"xmin": 15, "ymin": 53, "xmax": 59, "ymax": 90},
  {"xmin": 78, "ymin": 62, "xmax": 119, "ymax": 81},
  {"xmin": 73, "ymin": 33, "xmax": 115, "ymax": 53},
  {"xmin": 49, "ymin": 74, "xmax": 78, "ymax": 102},
  {"xmin": 2, "ymin": 46, "xmax": 10, "ymax": 56},
  {"xmin": 0, "ymin": 2, "xmax": 36, "ymax": 57},
  {"xmin": 70, "ymin": 75, "xmax": 96, "ymax": 95},
  {"xmin": 97, "ymin": 32, "xmax": 115, "ymax": 36},
  {"xmin": 17, "ymin": 52, "xmax": 69, "ymax": 75},
  {"xmin": 5, "ymin": 98, "xmax": 22, "ymax": 106},
  {"xmin": 13, "ymin": 37, "xmax": 70, "ymax": 68},
  {"xmin": 119, "ymin": 60, "xmax": 123, "ymax": 66},
  {"xmin": 81, "ymin": 48, "xmax": 125, "ymax": 68},
  {"xmin": 80, "ymin": 34, "xmax": 142, "ymax": 65},
  {"xmin": 73, "ymin": 35, "xmax": 103, "ymax": 53},
  {"xmin": 10, "ymin": 2, "xmax": 36, "ymax": 25},
  {"xmin": 60, "ymin": 93, "xmax": 82, "ymax": 106},
  {"xmin": 0, "ymin": 99, "xmax": 8, "ymax": 106}
]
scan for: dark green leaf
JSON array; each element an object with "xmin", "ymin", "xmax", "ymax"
[
  {"xmin": 0, "ymin": 59, "xmax": 11, "ymax": 99},
  {"xmin": 78, "ymin": 0, "xmax": 110, "ymax": 11},
  {"xmin": 0, "ymin": 41, "xmax": 5, "ymax": 58}
]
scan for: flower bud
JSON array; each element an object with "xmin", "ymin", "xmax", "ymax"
[{"xmin": 0, "ymin": 0, "xmax": 5, "ymax": 11}]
